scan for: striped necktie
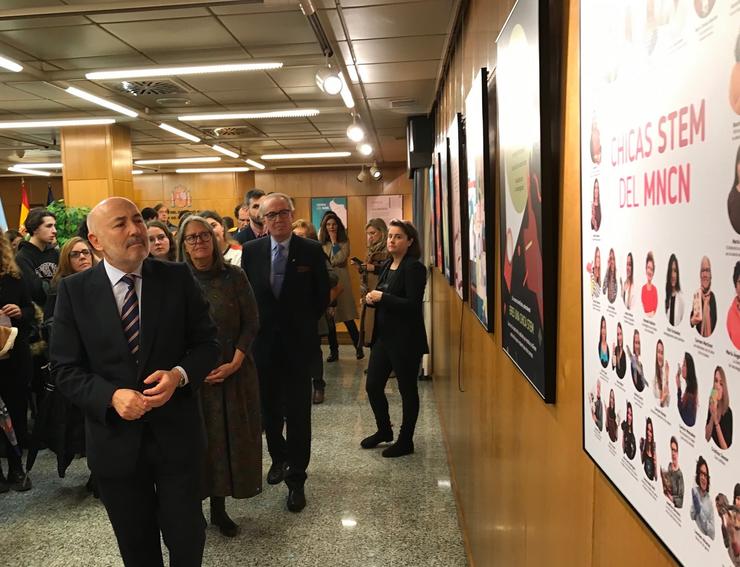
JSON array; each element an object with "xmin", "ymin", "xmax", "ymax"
[{"xmin": 120, "ymin": 274, "xmax": 140, "ymax": 359}]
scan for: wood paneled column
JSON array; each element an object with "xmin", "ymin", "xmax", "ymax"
[{"xmin": 61, "ymin": 124, "xmax": 133, "ymax": 208}]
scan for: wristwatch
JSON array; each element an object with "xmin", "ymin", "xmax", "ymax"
[{"xmin": 174, "ymin": 367, "xmax": 188, "ymax": 388}]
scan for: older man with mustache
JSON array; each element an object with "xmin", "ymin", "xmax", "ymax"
[{"xmin": 50, "ymin": 197, "xmax": 219, "ymax": 567}]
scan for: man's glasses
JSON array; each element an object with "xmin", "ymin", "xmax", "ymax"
[
  {"xmin": 148, "ymin": 234, "xmax": 168, "ymax": 243},
  {"xmin": 69, "ymin": 249, "xmax": 92, "ymax": 259},
  {"xmin": 183, "ymin": 232, "xmax": 212, "ymax": 244},
  {"xmin": 263, "ymin": 209, "xmax": 291, "ymax": 221}
]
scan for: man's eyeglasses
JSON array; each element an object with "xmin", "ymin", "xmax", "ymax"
[
  {"xmin": 70, "ymin": 249, "xmax": 92, "ymax": 259},
  {"xmin": 183, "ymin": 232, "xmax": 212, "ymax": 244},
  {"xmin": 263, "ymin": 209, "xmax": 291, "ymax": 221},
  {"xmin": 148, "ymin": 234, "xmax": 168, "ymax": 243}
]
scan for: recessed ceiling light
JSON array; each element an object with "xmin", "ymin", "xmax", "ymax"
[
  {"xmin": 179, "ymin": 109, "xmax": 320, "ymax": 121},
  {"xmin": 132, "ymin": 169, "xmax": 144, "ymax": 175},
  {"xmin": 0, "ymin": 55, "xmax": 23, "ymax": 73},
  {"xmin": 261, "ymin": 151, "xmax": 352, "ymax": 160},
  {"xmin": 158, "ymin": 123, "xmax": 201, "ymax": 143},
  {"xmin": 176, "ymin": 167, "xmax": 250, "ymax": 173},
  {"xmin": 12, "ymin": 162, "xmax": 62, "ymax": 169},
  {"xmin": 0, "ymin": 118, "xmax": 116, "ymax": 129},
  {"xmin": 9, "ymin": 166, "xmax": 51, "ymax": 176},
  {"xmin": 212, "ymin": 145, "xmax": 239, "ymax": 158},
  {"xmin": 65, "ymin": 86, "xmax": 138, "ymax": 118},
  {"xmin": 86, "ymin": 62, "xmax": 283, "ymax": 81},
  {"xmin": 339, "ymin": 72, "xmax": 354, "ymax": 109},
  {"xmin": 134, "ymin": 157, "xmax": 221, "ymax": 165},
  {"xmin": 244, "ymin": 159, "xmax": 266, "ymax": 170}
]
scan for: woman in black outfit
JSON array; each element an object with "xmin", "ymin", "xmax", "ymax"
[
  {"xmin": 361, "ymin": 220, "xmax": 428, "ymax": 458},
  {"xmin": 0, "ymin": 233, "xmax": 33, "ymax": 491}
]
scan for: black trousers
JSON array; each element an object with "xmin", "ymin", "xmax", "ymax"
[
  {"xmin": 258, "ymin": 344, "xmax": 312, "ymax": 488},
  {"xmin": 95, "ymin": 428, "xmax": 205, "ymax": 567},
  {"xmin": 327, "ymin": 318, "xmax": 360, "ymax": 352},
  {"xmin": 311, "ymin": 345, "xmax": 325, "ymax": 391},
  {"xmin": 365, "ymin": 339, "xmax": 421, "ymax": 443},
  {"xmin": 0, "ymin": 341, "xmax": 31, "ymax": 470}
]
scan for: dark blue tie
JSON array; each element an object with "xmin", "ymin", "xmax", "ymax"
[
  {"xmin": 120, "ymin": 274, "xmax": 140, "ymax": 359},
  {"xmin": 271, "ymin": 243, "xmax": 286, "ymax": 297}
]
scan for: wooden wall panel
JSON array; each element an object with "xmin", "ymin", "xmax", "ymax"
[
  {"xmin": 430, "ymin": 0, "xmax": 677, "ymax": 566},
  {"xmin": 0, "ymin": 177, "xmax": 63, "ymax": 230}
]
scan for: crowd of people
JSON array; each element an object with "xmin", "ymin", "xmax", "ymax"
[{"xmin": 0, "ymin": 190, "xmax": 428, "ymax": 566}]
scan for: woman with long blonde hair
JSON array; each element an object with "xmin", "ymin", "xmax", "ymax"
[{"xmin": 0, "ymin": 233, "xmax": 33, "ymax": 491}]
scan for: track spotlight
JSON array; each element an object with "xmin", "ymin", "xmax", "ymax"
[
  {"xmin": 315, "ymin": 67, "xmax": 342, "ymax": 95},
  {"xmin": 369, "ymin": 162, "xmax": 382, "ymax": 181},
  {"xmin": 357, "ymin": 142, "xmax": 373, "ymax": 156},
  {"xmin": 356, "ymin": 165, "xmax": 369, "ymax": 182},
  {"xmin": 346, "ymin": 116, "xmax": 365, "ymax": 142}
]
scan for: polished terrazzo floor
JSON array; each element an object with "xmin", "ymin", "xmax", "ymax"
[{"xmin": 0, "ymin": 346, "xmax": 467, "ymax": 567}]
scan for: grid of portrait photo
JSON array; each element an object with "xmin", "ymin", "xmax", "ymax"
[{"xmin": 581, "ymin": 1, "xmax": 740, "ymax": 563}]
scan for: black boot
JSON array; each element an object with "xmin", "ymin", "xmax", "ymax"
[
  {"xmin": 0, "ymin": 465, "xmax": 8, "ymax": 494},
  {"xmin": 326, "ymin": 349, "xmax": 339, "ymax": 363},
  {"xmin": 6, "ymin": 462, "xmax": 31, "ymax": 492},
  {"xmin": 360, "ymin": 429, "xmax": 393, "ymax": 449},
  {"xmin": 355, "ymin": 346, "xmax": 364, "ymax": 360},
  {"xmin": 210, "ymin": 496, "xmax": 238, "ymax": 537},
  {"xmin": 382, "ymin": 439, "xmax": 414, "ymax": 458}
]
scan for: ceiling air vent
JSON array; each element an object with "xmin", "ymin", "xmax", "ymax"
[
  {"xmin": 389, "ymin": 98, "xmax": 417, "ymax": 109},
  {"xmin": 201, "ymin": 126, "xmax": 256, "ymax": 138},
  {"xmin": 117, "ymin": 79, "xmax": 188, "ymax": 97}
]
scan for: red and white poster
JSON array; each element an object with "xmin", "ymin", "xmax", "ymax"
[{"xmin": 581, "ymin": 2, "xmax": 740, "ymax": 563}]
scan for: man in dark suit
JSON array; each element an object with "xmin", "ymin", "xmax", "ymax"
[
  {"xmin": 235, "ymin": 189, "xmax": 266, "ymax": 244},
  {"xmin": 50, "ymin": 197, "xmax": 219, "ymax": 567},
  {"xmin": 241, "ymin": 192, "xmax": 329, "ymax": 512}
]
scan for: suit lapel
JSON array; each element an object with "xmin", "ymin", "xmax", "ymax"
[
  {"xmin": 89, "ymin": 262, "xmax": 137, "ymax": 377},
  {"xmin": 137, "ymin": 259, "xmax": 163, "ymax": 374},
  {"xmin": 282, "ymin": 235, "xmax": 299, "ymax": 293}
]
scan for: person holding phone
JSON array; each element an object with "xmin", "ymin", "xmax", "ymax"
[{"xmin": 355, "ymin": 218, "xmax": 388, "ymax": 349}]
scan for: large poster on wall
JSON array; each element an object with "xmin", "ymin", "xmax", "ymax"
[
  {"xmin": 496, "ymin": 0, "xmax": 559, "ymax": 402},
  {"xmin": 465, "ymin": 68, "xmax": 494, "ymax": 331},
  {"xmin": 581, "ymin": 2, "xmax": 740, "ymax": 564},
  {"xmin": 434, "ymin": 151, "xmax": 444, "ymax": 269},
  {"xmin": 440, "ymin": 143, "xmax": 453, "ymax": 283},
  {"xmin": 449, "ymin": 114, "xmax": 468, "ymax": 300}
]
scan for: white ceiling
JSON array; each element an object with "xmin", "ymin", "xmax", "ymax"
[{"xmin": 0, "ymin": 0, "xmax": 457, "ymax": 170}]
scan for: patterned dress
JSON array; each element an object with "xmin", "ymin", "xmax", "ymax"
[{"xmin": 193, "ymin": 264, "xmax": 262, "ymax": 499}]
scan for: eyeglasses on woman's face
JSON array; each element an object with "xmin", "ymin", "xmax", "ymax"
[
  {"xmin": 184, "ymin": 231, "xmax": 212, "ymax": 245},
  {"xmin": 70, "ymin": 249, "xmax": 92, "ymax": 259},
  {"xmin": 263, "ymin": 209, "xmax": 291, "ymax": 221}
]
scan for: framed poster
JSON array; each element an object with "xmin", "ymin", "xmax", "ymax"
[
  {"xmin": 582, "ymin": 1, "xmax": 740, "ymax": 564},
  {"xmin": 496, "ymin": 0, "xmax": 561, "ymax": 402},
  {"xmin": 366, "ymin": 195, "xmax": 403, "ymax": 227},
  {"xmin": 311, "ymin": 196, "xmax": 348, "ymax": 232},
  {"xmin": 440, "ymin": 142, "xmax": 453, "ymax": 284},
  {"xmin": 434, "ymin": 151, "xmax": 444, "ymax": 269},
  {"xmin": 449, "ymin": 113, "xmax": 468, "ymax": 300},
  {"xmin": 465, "ymin": 68, "xmax": 494, "ymax": 331}
]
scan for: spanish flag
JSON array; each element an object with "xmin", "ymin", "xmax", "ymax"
[{"xmin": 18, "ymin": 178, "xmax": 29, "ymax": 228}]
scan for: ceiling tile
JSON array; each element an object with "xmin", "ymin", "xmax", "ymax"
[
  {"xmin": 277, "ymin": 139, "xmax": 331, "ymax": 148},
  {"xmin": 146, "ymin": 47, "xmax": 249, "ymax": 65},
  {"xmin": 0, "ymin": 100, "xmax": 71, "ymax": 112},
  {"xmin": 180, "ymin": 72, "xmax": 276, "ymax": 92},
  {"xmin": 7, "ymin": 82, "xmax": 72, "ymax": 100},
  {"xmin": 358, "ymin": 60, "xmax": 439, "ymax": 83},
  {"xmin": 219, "ymin": 12, "xmax": 317, "ymax": 48},
  {"xmin": 0, "ymin": 16, "xmax": 90, "ymax": 31},
  {"xmin": 101, "ymin": 17, "xmax": 239, "ymax": 52},
  {"xmin": 269, "ymin": 67, "xmax": 318, "ymax": 89},
  {"xmin": 89, "ymin": 8, "xmax": 210, "ymax": 24},
  {"xmin": 249, "ymin": 44, "xmax": 323, "ymax": 58},
  {"xmin": 212, "ymin": 4, "xmax": 298, "ymax": 16},
  {"xmin": 339, "ymin": 36, "xmax": 447, "ymax": 65},
  {"xmin": 337, "ymin": 1, "xmax": 454, "ymax": 40},
  {"xmin": 0, "ymin": 84, "xmax": 37, "ymax": 101},
  {"xmin": 0, "ymin": 25, "xmax": 136, "ymax": 59},
  {"xmin": 283, "ymin": 86, "xmax": 333, "ymax": 103},
  {"xmin": 363, "ymin": 78, "xmax": 436, "ymax": 99},
  {"xmin": 258, "ymin": 122, "xmax": 319, "ymax": 135},
  {"xmin": 208, "ymin": 88, "xmax": 289, "ymax": 105},
  {"xmin": 48, "ymin": 53, "xmax": 153, "ymax": 70}
]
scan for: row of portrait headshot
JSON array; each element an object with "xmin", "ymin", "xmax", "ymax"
[
  {"xmin": 589, "ymin": 382, "xmax": 740, "ymax": 559},
  {"xmin": 595, "ymin": 318, "xmax": 733, "ymax": 446},
  {"xmin": 586, "ymin": 248, "xmax": 740, "ymax": 344}
]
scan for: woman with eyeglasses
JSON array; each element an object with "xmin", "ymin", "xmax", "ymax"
[
  {"xmin": 0, "ymin": 232, "xmax": 34, "ymax": 491},
  {"xmin": 199, "ymin": 210, "xmax": 243, "ymax": 267},
  {"xmin": 177, "ymin": 216, "xmax": 261, "ymax": 537},
  {"xmin": 319, "ymin": 212, "xmax": 362, "ymax": 361},
  {"xmin": 362, "ymin": 219, "xmax": 428, "ymax": 458},
  {"xmin": 38, "ymin": 236, "xmax": 96, "ymax": 491},
  {"xmin": 146, "ymin": 220, "xmax": 176, "ymax": 261},
  {"xmin": 691, "ymin": 456, "xmax": 715, "ymax": 539}
]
